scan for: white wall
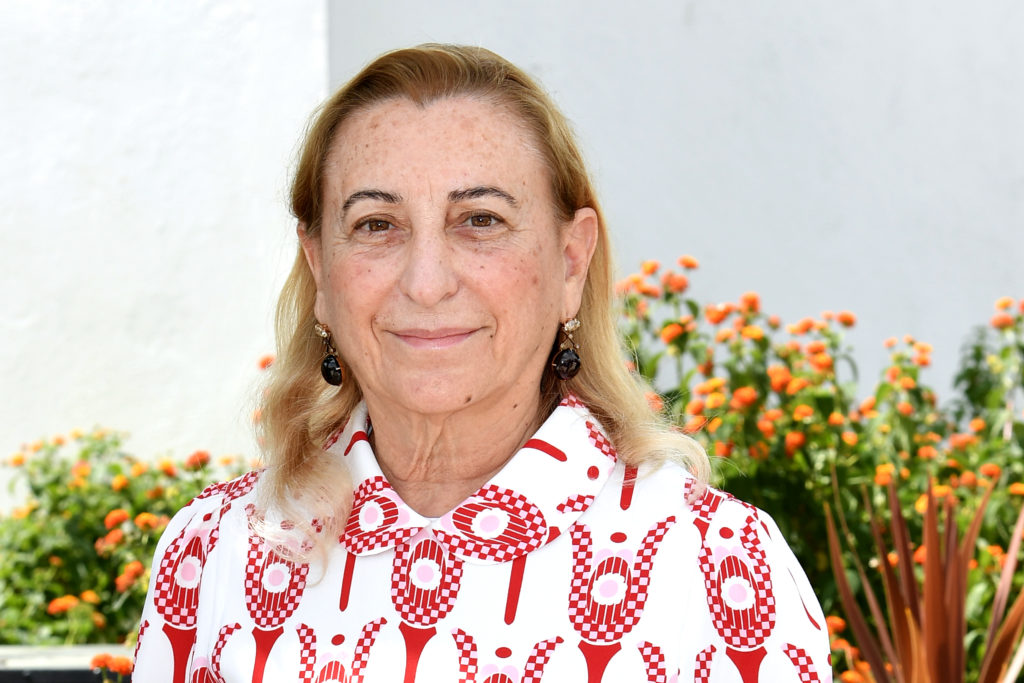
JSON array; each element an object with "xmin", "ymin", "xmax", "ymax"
[
  {"xmin": 330, "ymin": 0, "xmax": 1024, "ymax": 398},
  {"xmin": 1, "ymin": 2, "xmax": 327, "ymax": 483}
]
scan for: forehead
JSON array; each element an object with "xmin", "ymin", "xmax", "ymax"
[{"xmin": 324, "ymin": 96, "xmax": 548, "ymax": 199}]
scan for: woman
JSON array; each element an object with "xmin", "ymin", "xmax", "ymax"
[{"xmin": 135, "ymin": 44, "xmax": 831, "ymax": 682}]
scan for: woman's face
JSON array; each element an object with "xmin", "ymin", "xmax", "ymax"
[{"xmin": 302, "ymin": 96, "xmax": 596, "ymax": 418}]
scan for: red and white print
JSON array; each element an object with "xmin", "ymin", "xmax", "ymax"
[{"xmin": 135, "ymin": 400, "xmax": 831, "ymax": 682}]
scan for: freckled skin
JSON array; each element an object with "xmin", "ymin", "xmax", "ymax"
[{"xmin": 299, "ymin": 96, "xmax": 597, "ymax": 515}]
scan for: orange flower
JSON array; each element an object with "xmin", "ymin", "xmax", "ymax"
[
  {"xmin": 1009, "ymin": 483, "xmax": 1024, "ymax": 496},
  {"xmin": 706, "ymin": 417, "xmax": 723, "ymax": 433},
  {"xmin": 115, "ymin": 573, "xmax": 134, "ymax": 593},
  {"xmin": 80, "ymin": 590, "xmax": 100, "ymax": 604},
  {"xmin": 90, "ymin": 653, "xmax": 112, "ymax": 670},
  {"xmin": 918, "ymin": 445, "xmax": 938, "ymax": 459},
  {"xmin": 125, "ymin": 560, "xmax": 145, "ymax": 579},
  {"xmin": 641, "ymin": 260, "xmax": 660, "ymax": 275},
  {"xmin": 685, "ymin": 398, "xmax": 705, "ymax": 415},
  {"xmin": 831, "ymin": 638, "xmax": 851, "ymax": 651},
  {"xmin": 111, "ymin": 474, "xmax": 129, "ymax": 492},
  {"xmin": 662, "ymin": 272, "xmax": 688, "ymax": 294},
  {"xmin": 897, "ymin": 401, "xmax": 914, "ymax": 417},
  {"xmin": 899, "ymin": 376, "xmax": 916, "ymax": 390},
  {"xmin": 740, "ymin": 324, "xmax": 764, "ymax": 341},
  {"xmin": 822, "ymin": 310, "xmax": 835, "ymax": 321},
  {"xmin": 810, "ymin": 353, "xmax": 833, "ymax": 372},
  {"xmin": 130, "ymin": 461, "xmax": 148, "ymax": 477},
  {"xmin": 792, "ymin": 404, "xmax": 814, "ymax": 421},
  {"xmin": 768, "ymin": 314, "xmax": 781, "ymax": 328},
  {"xmin": 757, "ymin": 420, "xmax": 776, "ymax": 438},
  {"xmin": 991, "ymin": 312, "xmax": 1014, "ymax": 330},
  {"xmin": 104, "ymin": 508, "xmax": 130, "ymax": 530},
  {"xmin": 840, "ymin": 671, "xmax": 865, "ymax": 683},
  {"xmin": 258, "ymin": 353, "xmax": 275, "ymax": 370},
  {"xmin": 135, "ymin": 512, "xmax": 159, "ymax": 530},
  {"xmin": 748, "ymin": 442, "xmax": 770, "ymax": 459},
  {"xmin": 644, "ymin": 391, "xmax": 664, "ymax": 413},
  {"xmin": 682, "ymin": 416, "xmax": 707, "ymax": 434},
  {"xmin": 730, "ymin": 386, "xmax": 758, "ymax": 409},
  {"xmin": 949, "ymin": 433, "xmax": 977, "ymax": 450},
  {"xmin": 705, "ymin": 392, "xmax": 727, "ymax": 411},
  {"xmin": 885, "ymin": 366, "xmax": 900, "ymax": 383},
  {"xmin": 826, "ymin": 615, "xmax": 847, "ymax": 635},
  {"xmin": 71, "ymin": 461, "xmax": 91, "ymax": 478},
  {"xmin": 678, "ymin": 254, "xmax": 700, "ymax": 269},
  {"xmin": 859, "ymin": 396, "xmax": 876, "ymax": 413},
  {"xmin": 9, "ymin": 452, "xmax": 25, "ymax": 466},
  {"xmin": 887, "ymin": 551, "xmax": 899, "ymax": 566},
  {"xmin": 827, "ymin": 412, "xmax": 844, "ymax": 426},
  {"xmin": 784, "ymin": 431, "xmax": 806, "ymax": 454},
  {"xmin": 979, "ymin": 462, "xmax": 1001, "ymax": 479},
  {"xmin": 714, "ymin": 441, "xmax": 734, "ymax": 457},
  {"xmin": 806, "ymin": 340, "xmax": 826, "ymax": 355},
  {"xmin": 660, "ymin": 322, "xmax": 684, "ymax": 344},
  {"xmin": 837, "ymin": 310, "xmax": 856, "ymax": 327},
  {"xmin": 969, "ymin": 417, "xmax": 986, "ymax": 433},
  {"xmin": 875, "ymin": 464, "xmax": 894, "ymax": 486},
  {"xmin": 705, "ymin": 303, "xmax": 732, "ymax": 325},
  {"xmin": 767, "ymin": 365, "xmax": 792, "ymax": 392},
  {"xmin": 715, "ymin": 328, "xmax": 735, "ymax": 343},
  {"xmin": 913, "ymin": 545, "xmax": 927, "ymax": 564},
  {"xmin": 109, "ymin": 656, "xmax": 133, "ymax": 676},
  {"xmin": 739, "ymin": 291, "xmax": 760, "ymax": 313},
  {"xmin": 47, "ymin": 594, "xmax": 80, "ymax": 615},
  {"xmin": 158, "ymin": 459, "xmax": 177, "ymax": 477},
  {"xmin": 995, "ymin": 296, "xmax": 1014, "ymax": 310},
  {"xmin": 638, "ymin": 283, "xmax": 661, "ymax": 298},
  {"xmin": 785, "ymin": 377, "xmax": 810, "ymax": 395},
  {"xmin": 105, "ymin": 528, "xmax": 125, "ymax": 546},
  {"xmin": 185, "ymin": 450, "xmax": 211, "ymax": 470},
  {"xmin": 960, "ymin": 471, "xmax": 978, "ymax": 488},
  {"xmin": 841, "ymin": 431, "xmax": 858, "ymax": 447},
  {"xmin": 914, "ymin": 353, "xmax": 932, "ymax": 367},
  {"xmin": 883, "ymin": 336, "xmax": 898, "ymax": 348}
]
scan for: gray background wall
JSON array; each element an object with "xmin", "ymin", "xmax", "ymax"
[{"xmin": 2, "ymin": 2, "xmax": 1021, "ymax": 495}]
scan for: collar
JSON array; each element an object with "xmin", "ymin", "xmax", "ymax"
[{"xmin": 329, "ymin": 395, "xmax": 618, "ymax": 565}]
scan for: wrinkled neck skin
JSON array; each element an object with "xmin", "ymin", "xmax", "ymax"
[{"xmin": 364, "ymin": 391, "xmax": 544, "ymax": 517}]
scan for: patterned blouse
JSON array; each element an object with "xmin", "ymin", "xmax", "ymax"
[{"xmin": 134, "ymin": 397, "xmax": 832, "ymax": 682}]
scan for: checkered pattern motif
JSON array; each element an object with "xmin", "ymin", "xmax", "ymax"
[
  {"xmin": 435, "ymin": 485, "xmax": 547, "ymax": 563},
  {"xmin": 243, "ymin": 530, "xmax": 310, "ymax": 629},
  {"xmin": 556, "ymin": 494, "xmax": 594, "ymax": 514},
  {"xmin": 450, "ymin": 628, "xmax": 479, "ymax": 682},
  {"xmin": 585, "ymin": 420, "xmax": 618, "ymax": 462},
  {"xmin": 782, "ymin": 643, "xmax": 821, "ymax": 682},
  {"xmin": 560, "ymin": 394, "xmax": 585, "ymax": 409},
  {"xmin": 133, "ymin": 619, "xmax": 148, "ymax": 664},
  {"xmin": 296, "ymin": 623, "xmax": 317, "ymax": 683},
  {"xmin": 153, "ymin": 530, "xmax": 204, "ymax": 627},
  {"xmin": 317, "ymin": 661, "xmax": 346, "ymax": 682},
  {"xmin": 692, "ymin": 644, "xmax": 716, "ymax": 683},
  {"xmin": 636, "ymin": 640, "xmax": 668, "ymax": 683},
  {"xmin": 211, "ymin": 623, "xmax": 239, "ymax": 679},
  {"xmin": 391, "ymin": 536, "xmax": 464, "ymax": 627},
  {"xmin": 567, "ymin": 517, "xmax": 676, "ymax": 643},
  {"xmin": 342, "ymin": 476, "xmax": 421, "ymax": 554},
  {"xmin": 522, "ymin": 637, "xmax": 564, "ymax": 683},
  {"xmin": 350, "ymin": 617, "xmax": 387, "ymax": 682},
  {"xmin": 684, "ymin": 480, "xmax": 724, "ymax": 523},
  {"xmin": 697, "ymin": 513, "xmax": 777, "ymax": 650},
  {"xmin": 194, "ymin": 469, "xmax": 262, "ymax": 504}
]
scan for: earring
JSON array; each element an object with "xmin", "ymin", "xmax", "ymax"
[
  {"xmin": 314, "ymin": 322, "xmax": 343, "ymax": 386},
  {"xmin": 551, "ymin": 318, "xmax": 581, "ymax": 380}
]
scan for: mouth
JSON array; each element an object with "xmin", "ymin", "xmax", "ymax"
[{"xmin": 390, "ymin": 327, "xmax": 480, "ymax": 349}]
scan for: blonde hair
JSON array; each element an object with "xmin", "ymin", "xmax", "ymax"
[{"xmin": 258, "ymin": 44, "xmax": 710, "ymax": 556}]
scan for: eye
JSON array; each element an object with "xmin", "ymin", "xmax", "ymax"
[
  {"xmin": 466, "ymin": 214, "xmax": 498, "ymax": 228},
  {"xmin": 360, "ymin": 219, "xmax": 392, "ymax": 232}
]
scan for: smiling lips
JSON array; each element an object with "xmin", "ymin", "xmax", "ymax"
[{"xmin": 391, "ymin": 328, "xmax": 479, "ymax": 349}]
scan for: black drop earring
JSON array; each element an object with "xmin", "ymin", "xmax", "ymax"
[
  {"xmin": 551, "ymin": 318, "xmax": 582, "ymax": 380},
  {"xmin": 314, "ymin": 322, "xmax": 344, "ymax": 386}
]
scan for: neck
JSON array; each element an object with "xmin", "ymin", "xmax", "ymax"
[{"xmin": 364, "ymin": 393, "xmax": 545, "ymax": 517}]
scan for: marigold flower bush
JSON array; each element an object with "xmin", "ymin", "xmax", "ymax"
[
  {"xmin": 620, "ymin": 257, "xmax": 1024, "ymax": 680},
  {"xmin": 0, "ymin": 429, "xmax": 246, "ymax": 645}
]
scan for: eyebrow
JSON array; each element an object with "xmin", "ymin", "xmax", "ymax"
[
  {"xmin": 341, "ymin": 189, "xmax": 403, "ymax": 213},
  {"xmin": 448, "ymin": 186, "xmax": 519, "ymax": 207}
]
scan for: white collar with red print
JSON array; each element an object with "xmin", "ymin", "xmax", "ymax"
[{"xmin": 327, "ymin": 395, "xmax": 619, "ymax": 565}]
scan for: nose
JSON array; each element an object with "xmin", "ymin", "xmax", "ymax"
[{"xmin": 397, "ymin": 226, "xmax": 459, "ymax": 307}]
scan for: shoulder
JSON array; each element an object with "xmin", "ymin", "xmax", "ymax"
[{"xmin": 151, "ymin": 469, "xmax": 264, "ymax": 553}]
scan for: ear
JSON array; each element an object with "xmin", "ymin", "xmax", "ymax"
[
  {"xmin": 561, "ymin": 207, "xmax": 599, "ymax": 319},
  {"xmin": 298, "ymin": 222, "xmax": 327, "ymax": 321}
]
